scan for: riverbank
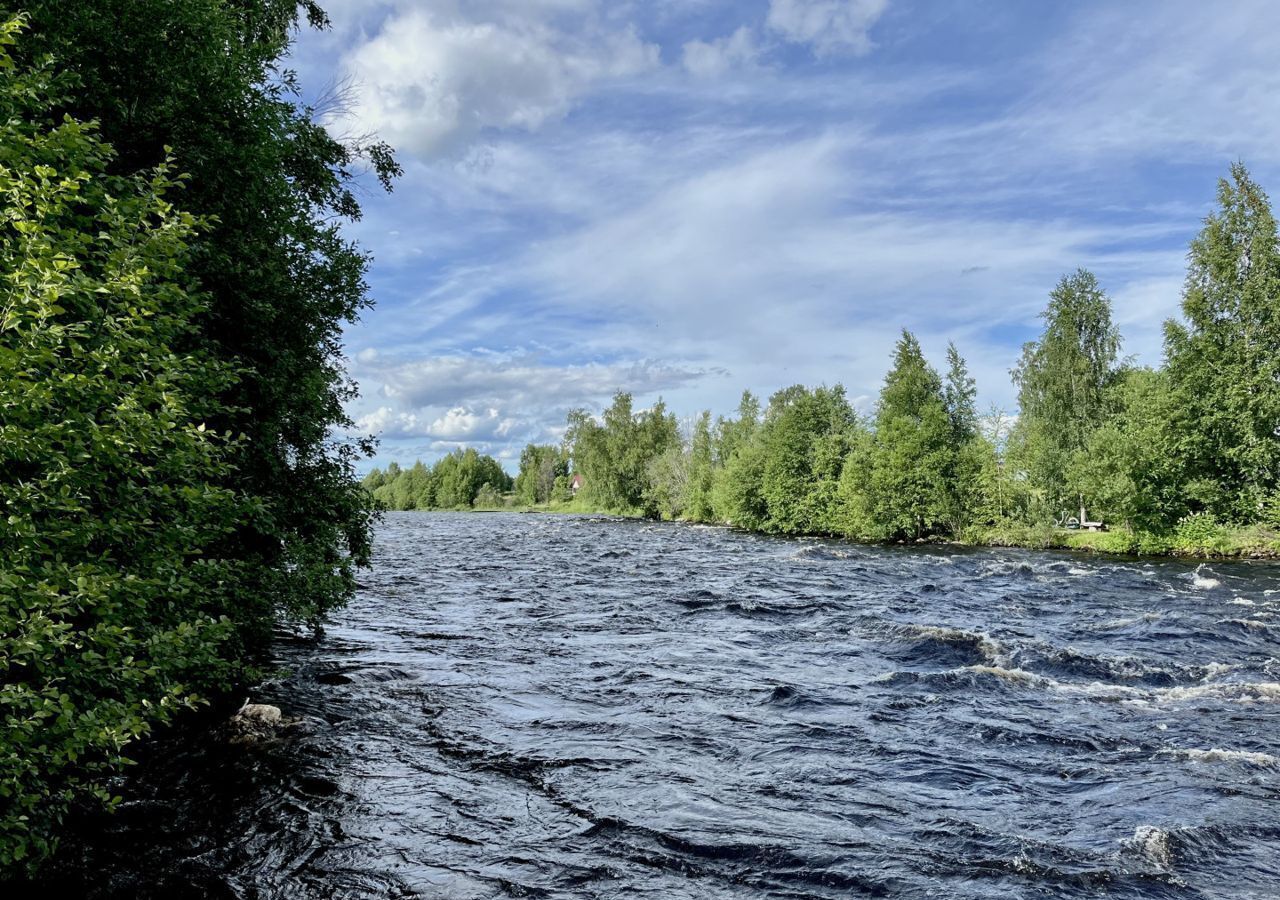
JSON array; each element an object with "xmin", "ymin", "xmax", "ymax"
[{"xmin": 469, "ymin": 502, "xmax": 1280, "ymax": 560}]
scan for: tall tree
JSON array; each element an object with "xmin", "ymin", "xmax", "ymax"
[
  {"xmin": 0, "ymin": 16, "xmax": 245, "ymax": 867},
  {"xmin": 1011, "ymin": 269, "xmax": 1121, "ymax": 514},
  {"xmin": 1165, "ymin": 163, "xmax": 1280, "ymax": 522},
  {"xmin": 684, "ymin": 412, "xmax": 716, "ymax": 522},
  {"xmin": 19, "ymin": 0, "xmax": 401, "ymax": 635},
  {"xmin": 843, "ymin": 331, "xmax": 952, "ymax": 540},
  {"xmin": 940, "ymin": 343, "xmax": 986, "ymax": 533}
]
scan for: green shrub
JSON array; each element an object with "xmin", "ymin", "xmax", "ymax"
[
  {"xmin": 1173, "ymin": 512, "xmax": 1228, "ymax": 554},
  {"xmin": 0, "ymin": 17, "xmax": 244, "ymax": 871}
]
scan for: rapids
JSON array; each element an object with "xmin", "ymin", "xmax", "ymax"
[{"xmin": 32, "ymin": 512, "xmax": 1280, "ymax": 898}]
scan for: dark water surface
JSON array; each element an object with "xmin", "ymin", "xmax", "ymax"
[{"xmin": 38, "ymin": 513, "xmax": 1280, "ymax": 898}]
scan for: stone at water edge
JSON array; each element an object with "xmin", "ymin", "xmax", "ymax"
[{"xmin": 228, "ymin": 702, "xmax": 287, "ymax": 743}]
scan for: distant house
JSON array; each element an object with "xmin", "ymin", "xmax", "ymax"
[{"xmin": 570, "ymin": 473, "xmax": 584, "ymax": 494}]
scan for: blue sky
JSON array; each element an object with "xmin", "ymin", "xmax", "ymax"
[{"xmin": 290, "ymin": 0, "xmax": 1280, "ymax": 471}]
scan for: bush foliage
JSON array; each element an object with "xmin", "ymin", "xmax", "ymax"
[{"xmin": 1, "ymin": 2, "xmax": 392, "ymax": 871}]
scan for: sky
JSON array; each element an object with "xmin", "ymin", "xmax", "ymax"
[{"xmin": 288, "ymin": 0, "xmax": 1280, "ymax": 472}]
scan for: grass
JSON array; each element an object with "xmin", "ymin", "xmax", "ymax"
[{"xmin": 968, "ymin": 521, "xmax": 1280, "ymax": 559}]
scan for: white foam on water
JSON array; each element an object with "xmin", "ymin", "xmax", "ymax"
[
  {"xmin": 1161, "ymin": 747, "xmax": 1280, "ymax": 767},
  {"xmin": 1126, "ymin": 825, "xmax": 1174, "ymax": 868},
  {"xmin": 1219, "ymin": 617, "xmax": 1271, "ymax": 631},
  {"xmin": 1191, "ymin": 564, "xmax": 1221, "ymax": 591},
  {"xmin": 960, "ymin": 664, "xmax": 1046, "ymax": 686},
  {"xmin": 1099, "ymin": 611, "xmax": 1163, "ymax": 629}
]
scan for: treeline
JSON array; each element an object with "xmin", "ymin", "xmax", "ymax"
[
  {"xmin": 362, "ymin": 450, "xmax": 514, "ymax": 510},
  {"xmin": 553, "ymin": 164, "xmax": 1280, "ymax": 554},
  {"xmin": 1, "ymin": 4, "xmax": 393, "ymax": 873}
]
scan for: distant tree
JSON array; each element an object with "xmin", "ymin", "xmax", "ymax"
[
  {"xmin": 646, "ymin": 445, "xmax": 689, "ymax": 520},
  {"xmin": 1165, "ymin": 163, "xmax": 1280, "ymax": 522},
  {"xmin": 940, "ymin": 343, "xmax": 987, "ymax": 533},
  {"xmin": 1068, "ymin": 368, "xmax": 1185, "ymax": 531},
  {"xmin": 684, "ymin": 412, "xmax": 716, "ymax": 522},
  {"xmin": 566, "ymin": 392, "xmax": 679, "ymax": 515},
  {"xmin": 473, "ymin": 483, "xmax": 504, "ymax": 510},
  {"xmin": 755, "ymin": 385, "xmax": 859, "ymax": 534},
  {"xmin": 1011, "ymin": 269, "xmax": 1121, "ymax": 515},
  {"xmin": 710, "ymin": 392, "xmax": 764, "ymax": 524},
  {"xmin": 842, "ymin": 331, "xmax": 952, "ymax": 540},
  {"xmin": 514, "ymin": 443, "xmax": 567, "ymax": 505}
]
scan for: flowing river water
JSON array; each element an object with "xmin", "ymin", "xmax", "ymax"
[{"xmin": 34, "ymin": 512, "xmax": 1280, "ymax": 898}]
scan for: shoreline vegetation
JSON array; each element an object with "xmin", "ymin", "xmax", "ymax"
[
  {"xmin": 1, "ymin": 8, "xmax": 395, "ymax": 874},
  {"xmin": 365, "ymin": 163, "xmax": 1280, "ymax": 565}
]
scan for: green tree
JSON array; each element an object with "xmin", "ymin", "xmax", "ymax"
[
  {"xmin": 20, "ymin": 0, "xmax": 401, "ymax": 633},
  {"xmin": 1165, "ymin": 163, "xmax": 1280, "ymax": 522},
  {"xmin": 0, "ymin": 16, "xmax": 244, "ymax": 868},
  {"xmin": 1011, "ymin": 269, "xmax": 1121, "ymax": 515},
  {"xmin": 754, "ymin": 385, "xmax": 859, "ymax": 534},
  {"xmin": 843, "ymin": 331, "xmax": 952, "ymax": 540},
  {"xmin": 710, "ymin": 392, "xmax": 763, "ymax": 525},
  {"xmin": 940, "ymin": 343, "xmax": 987, "ymax": 532},
  {"xmin": 684, "ymin": 412, "xmax": 716, "ymax": 522},
  {"xmin": 514, "ymin": 444, "xmax": 566, "ymax": 506},
  {"xmin": 566, "ymin": 393, "xmax": 679, "ymax": 515},
  {"xmin": 1067, "ymin": 368, "xmax": 1185, "ymax": 532}
]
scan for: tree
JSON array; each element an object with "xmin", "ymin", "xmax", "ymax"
[
  {"xmin": 1011, "ymin": 269, "xmax": 1121, "ymax": 514},
  {"xmin": 684, "ymin": 412, "xmax": 716, "ymax": 522},
  {"xmin": 710, "ymin": 392, "xmax": 763, "ymax": 525},
  {"xmin": 646, "ymin": 445, "xmax": 689, "ymax": 520},
  {"xmin": 0, "ymin": 16, "xmax": 244, "ymax": 867},
  {"xmin": 1067, "ymin": 368, "xmax": 1186, "ymax": 532},
  {"xmin": 514, "ymin": 444, "xmax": 566, "ymax": 506},
  {"xmin": 19, "ymin": 0, "xmax": 401, "ymax": 634},
  {"xmin": 754, "ymin": 385, "xmax": 858, "ymax": 534},
  {"xmin": 940, "ymin": 343, "xmax": 986, "ymax": 533},
  {"xmin": 565, "ymin": 393, "xmax": 679, "ymax": 515},
  {"xmin": 843, "ymin": 331, "xmax": 952, "ymax": 540},
  {"xmin": 1165, "ymin": 163, "xmax": 1280, "ymax": 522}
]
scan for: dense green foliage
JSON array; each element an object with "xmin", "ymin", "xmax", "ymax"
[
  {"xmin": 17, "ymin": 0, "xmax": 398, "ymax": 630},
  {"xmin": 363, "ymin": 451, "xmax": 513, "ymax": 511},
  {"xmin": 566, "ymin": 392, "xmax": 681, "ymax": 517},
  {"xmin": 1010, "ymin": 269, "xmax": 1122, "ymax": 514},
  {"xmin": 513, "ymin": 444, "xmax": 568, "ymax": 506},
  {"xmin": 548, "ymin": 166, "xmax": 1280, "ymax": 557},
  {"xmin": 2, "ymin": 3, "xmax": 392, "ymax": 872}
]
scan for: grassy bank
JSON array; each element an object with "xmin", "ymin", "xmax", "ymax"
[
  {"xmin": 451, "ymin": 502, "xmax": 1280, "ymax": 561},
  {"xmin": 966, "ymin": 521, "xmax": 1280, "ymax": 560}
]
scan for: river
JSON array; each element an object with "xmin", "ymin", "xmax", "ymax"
[{"xmin": 34, "ymin": 512, "xmax": 1280, "ymax": 898}]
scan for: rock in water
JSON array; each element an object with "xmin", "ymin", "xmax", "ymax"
[{"xmin": 229, "ymin": 702, "xmax": 285, "ymax": 744}]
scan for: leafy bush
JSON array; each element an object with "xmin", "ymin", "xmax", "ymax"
[
  {"xmin": 0, "ymin": 17, "xmax": 246, "ymax": 871},
  {"xmin": 1173, "ymin": 512, "xmax": 1228, "ymax": 554}
]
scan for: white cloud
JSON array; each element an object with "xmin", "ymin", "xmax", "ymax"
[
  {"xmin": 766, "ymin": 0, "xmax": 888, "ymax": 57},
  {"xmin": 366, "ymin": 353, "xmax": 709, "ymax": 411},
  {"xmin": 682, "ymin": 26, "xmax": 760, "ymax": 78},
  {"xmin": 336, "ymin": 3, "xmax": 658, "ymax": 157}
]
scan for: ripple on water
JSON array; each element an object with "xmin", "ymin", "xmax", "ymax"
[{"xmin": 30, "ymin": 512, "xmax": 1280, "ymax": 899}]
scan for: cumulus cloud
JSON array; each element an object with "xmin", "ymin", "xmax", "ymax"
[
  {"xmin": 335, "ymin": 3, "xmax": 659, "ymax": 157},
  {"xmin": 682, "ymin": 26, "xmax": 760, "ymax": 78},
  {"xmin": 766, "ymin": 0, "xmax": 888, "ymax": 57}
]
